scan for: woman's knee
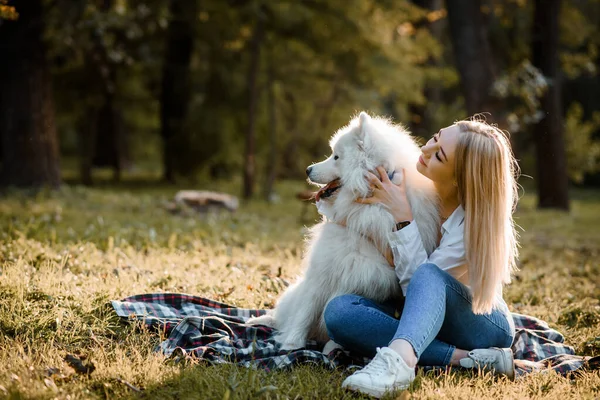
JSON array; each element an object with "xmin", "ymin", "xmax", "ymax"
[
  {"xmin": 411, "ymin": 263, "xmax": 446, "ymax": 286},
  {"xmin": 323, "ymin": 294, "xmax": 363, "ymax": 335}
]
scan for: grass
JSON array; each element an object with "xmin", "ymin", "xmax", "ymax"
[{"xmin": 0, "ymin": 177, "xmax": 598, "ymax": 399}]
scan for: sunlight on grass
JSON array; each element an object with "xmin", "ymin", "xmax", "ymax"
[{"xmin": 0, "ymin": 182, "xmax": 598, "ymax": 399}]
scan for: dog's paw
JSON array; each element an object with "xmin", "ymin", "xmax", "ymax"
[
  {"xmin": 274, "ymin": 333, "xmax": 306, "ymax": 351},
  {"xmin": 246, "ymin": 314, "xmax": 276, "ymax": 327},
  {"xmin": 279, "ymin": 341, "xmax": 306, "ymax": 351}
]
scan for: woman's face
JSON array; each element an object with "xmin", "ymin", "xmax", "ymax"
[{"xmin": 416, "ymin": 124, "xmax": 461, "ymax": 184}]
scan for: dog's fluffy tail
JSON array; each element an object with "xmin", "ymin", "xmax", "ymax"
[{"xmin": 246, "ymin": 313, "xmax": 277, "ymax": 328}]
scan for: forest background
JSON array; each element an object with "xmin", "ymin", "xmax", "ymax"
[
  {"xmin": 0, "ymin": 0, "xmax": 599, "ymax": 207},
  {"xmin": 0, "ymin": 1, "xmax": 599, "ymax": 399}
]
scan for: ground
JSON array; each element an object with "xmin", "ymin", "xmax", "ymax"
[{"xmin": 0, "ymin": 177, "xmax": 598, "ymax": 399}]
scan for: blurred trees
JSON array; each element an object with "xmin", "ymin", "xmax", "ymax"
[
  {"xmin": 446, "ymin": 0, "xmax": 495, "ymax": 116},
  {"xmin": 408, "ymin": 0, "xmax": 444, "ymax": 137},
  {"xmin": 0, "ymin": 0, "xmax": 598, "ymax": 208},
  {"xmin": 0, "ymin": 0, "xmax": 61, "ymax": 188},
  {"xmin": 532, "ymin": 0, "xmax": 569, "ymax": 210},
  {"xmin": 242, "ymin": 4, "xmax": 264, "ymax": 199},
  {"xmin": 46, "ymin": 1, "xmax": 162, "ymax": 185},
  {"xmin": 78, "ymin": 0, "xmax": 130, "ymax": 185},
  {"xmin": 160, "ymin": 0, "xmax": 198, "ymax": 183},
  {"xmin": 0, "ymin": 0, "xmax": 16, "ymax": 20}
]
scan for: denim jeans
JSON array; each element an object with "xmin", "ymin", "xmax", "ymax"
[{"xmin": 324, "ymin": 263, "xmax": 515, "ymax": 366}]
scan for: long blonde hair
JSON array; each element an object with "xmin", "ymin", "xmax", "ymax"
[{"xmin": 454, "ymin": 118, "xmax": 520, "ymax": 314}]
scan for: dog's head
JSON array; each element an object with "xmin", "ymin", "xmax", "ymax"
[{"xmin": 307, "ymin": 112, "xmax": 396, "ymax": 198}]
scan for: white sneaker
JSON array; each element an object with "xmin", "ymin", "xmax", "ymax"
[
  {"xmin": 342, "ymin": 347, "xmax": 415, "ymax": 398},
  {"xmin": 459, "ymin": 347, "xmax": 515, "ymax": 380}
]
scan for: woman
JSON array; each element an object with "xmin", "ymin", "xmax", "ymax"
[{"xmin": 323, "ymin": 118, "xmax": 520, "ymax": 398}]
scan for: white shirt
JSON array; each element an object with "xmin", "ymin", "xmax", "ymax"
[{"xmin": 389, "ymin": 205, "xmax": 468, "ymax": 295}]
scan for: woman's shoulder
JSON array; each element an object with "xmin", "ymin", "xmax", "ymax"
[{"xmin": 441, "ymin": 205, "xmax": 465, "ymax": 235}]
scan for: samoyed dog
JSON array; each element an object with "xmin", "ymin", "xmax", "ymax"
[{"xmin": 247, "ymin": 112, "xmax": 439, "ymax": 351}]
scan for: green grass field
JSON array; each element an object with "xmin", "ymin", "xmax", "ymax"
[{"xmin": 0, "ymin": 178, "xmax": 599, "ymax": 399}]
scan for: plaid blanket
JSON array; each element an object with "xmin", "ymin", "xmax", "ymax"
[{"xmin": 111, "ymin": 293, "xmax": 597, "ymax": 378}]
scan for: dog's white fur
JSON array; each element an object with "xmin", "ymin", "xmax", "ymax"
[{"xmin": 247, "ymin": 112, "xmax": 440, "ymax": 350}]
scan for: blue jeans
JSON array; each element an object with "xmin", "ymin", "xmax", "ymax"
[{"xmin": 324, "ymin": 263, "xmax": 515, "ymax": 366}]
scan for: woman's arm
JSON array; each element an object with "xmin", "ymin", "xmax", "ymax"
[
  {"xmin": 390, "ymin": 219, "xmax": 466, "ymax": 293},
  {"xmin": 358, "ymin": 166, "xmax": 466, "ymax": 293}
]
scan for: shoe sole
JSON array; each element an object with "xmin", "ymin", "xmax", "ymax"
[{"xmin": 342, "ymin": 381, "xmax": 410, "ymax": 398}]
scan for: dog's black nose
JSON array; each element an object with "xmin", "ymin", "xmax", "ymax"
[{"xmin": 306, "ymin": 166, "xmax": 312, "ymax": 176}]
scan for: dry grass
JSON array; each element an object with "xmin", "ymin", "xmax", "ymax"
[{"xmin": 0, "ymin": 180, "xmax": 598, "ymax": 399}]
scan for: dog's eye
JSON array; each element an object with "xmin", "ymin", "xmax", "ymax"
[{"xmin": 334, "ymin": 155, "xmax": 339, "ymax": 160}]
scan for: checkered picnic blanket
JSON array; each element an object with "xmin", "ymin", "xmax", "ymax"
[{"xmin": 111, "ymin": 293, "xmax": 597, "ymax": 378}]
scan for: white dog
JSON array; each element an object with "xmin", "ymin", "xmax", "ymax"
[{"xmin": 247, "ymin": 112, "xmax": 439, "ymax": 351}]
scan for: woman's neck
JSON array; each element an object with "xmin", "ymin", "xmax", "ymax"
[{"xmin": 435, "ymin": 181, "xmax": 460, "ymax": 220}]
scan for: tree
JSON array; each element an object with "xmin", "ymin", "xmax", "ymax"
[
  {"xmin": 160, "ymin": 0, "xmax": 197, "ymax": 183},
  {"xmin": 79, "ymin": 0, "xmax": 129, "ymax": 185},
  {"xmin": 243, "ymin": 9, "xmax": 265, "ymax": 199},
  {"xmin": 35, "ymin": 0, "xmax": 450, "ymax": 189},
  {"xmin": 445, "ymin": 0, "xmax": 496, "ymax": 115},
  {"xmin": 409, "ymin": 0, "xmax": 445, "ymax": 137},
  {"xmin": 0, "ymin": 0, "xmax": 61, "ymax": 188},
  {"xmin": 263, "ymin": 45, "xmax": 277, "ymax": 201},
  {"xmin": 531, "ymin": 0, "xmax": 569, "ymax": 210}
]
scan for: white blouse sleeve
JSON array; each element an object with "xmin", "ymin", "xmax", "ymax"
[{"xmin": 388, "ymin": 222, "xmax": 466, "ymax": 295}]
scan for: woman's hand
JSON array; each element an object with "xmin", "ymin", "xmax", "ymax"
[{"xmin": 356, "ymin": 166, "xmax": 413, "ymax": 223}]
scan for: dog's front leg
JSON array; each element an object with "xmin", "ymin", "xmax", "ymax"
[
  {"xmin": 274, "ymin": 283, "xmax": 321, "ymax": 351},
  {"xmin": 276, "ymin": 306, "xmax": 314, "ymax": 351}
]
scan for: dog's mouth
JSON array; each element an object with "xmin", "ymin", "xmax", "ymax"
[{"xmin": 315, "ymin": 178, "xmax": 342, "ymax": 201}]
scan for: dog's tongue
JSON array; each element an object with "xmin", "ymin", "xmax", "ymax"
[{"xmin": 315, "ymin": 178, "xmax": 341, "ymax": 201}]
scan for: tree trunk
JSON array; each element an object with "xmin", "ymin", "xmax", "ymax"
[
  {"xmin": 532, "ymin": 0, "xmax": 569, "ymax": 210},
  {"xmin": 243, "ymin": 16, "xmax": 265, "ymax": 199},
  {"xmin": 263, "ymin": 49, "xmax": 277, "ymax": 201},
  {"xmin": 160, "ymin": 0, "xmax": 197, "ymax": 183},
  {"xmin": 445, "ymin": 0, "xmax": 495, "ymax": 116},
  {"xmin": 92, "ymin": 95, "xmax": 125, "ymax": 182},
  {"xmin": 281, "ymin": 90, "xmax": 300, "ymax": 178},
  {"xmin": 409, "ymin": 0, "xmax": 444, "ymax": 138},
  {"xmin": 77, "ymin": 0, "xmax": 130, "ymax": 185},
  {"xmin": 0, "ymin": 0, "xmax": 61, "ymax": 188},
  {"xmin": 79, "ymin": 107, "xmax": 98, "ymax": 186}
]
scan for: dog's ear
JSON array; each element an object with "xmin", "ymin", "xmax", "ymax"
[{"xmin": 356, "ymin": 112, "xmax": 371, "ymax": 149}]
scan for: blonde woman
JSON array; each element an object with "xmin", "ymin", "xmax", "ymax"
[{"xmin": 323, "ymin": 119, "xmax": 519, "ymax": 398}]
